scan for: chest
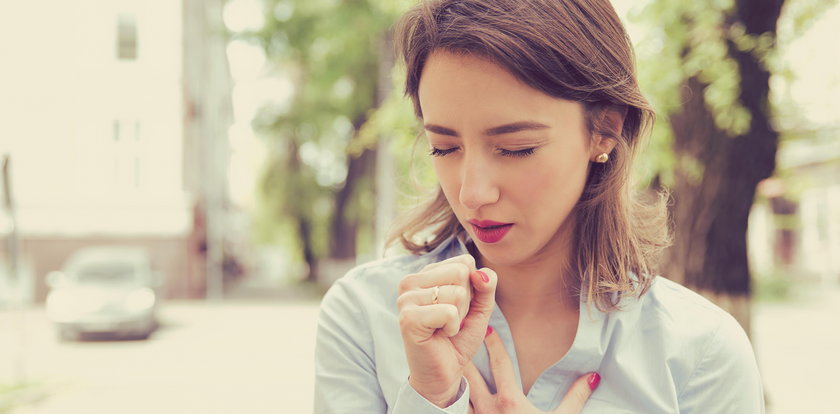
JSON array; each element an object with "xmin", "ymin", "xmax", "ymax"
[{"xmin": 508, "ymin": 316, "xmax": 578, "ymax": 395}]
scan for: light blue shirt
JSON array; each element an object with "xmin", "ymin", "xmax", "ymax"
[{"xmin": 314, "ymin": 235, "xmax": 764, "ymax": 413}]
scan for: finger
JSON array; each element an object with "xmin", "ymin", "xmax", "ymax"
[
  {"xmin": 397, "ymin": 285, "xmax": 470, "ymax": 314},
  {"xmin": 456, "ymin": 267, "xmax": 498, "ymax": 341},
  {"xmin": 483, "ymin": 328, "xmax": 518, "ymax": 394},
  {"xmin": 553, "ymin": 372, "xmax": 600, "ymax": 414},
  {"xmin": 420, "ymin": 254, "xmax": 476, "ymax": 273},
  {"xmin": 399, "ymin": 262, "xmax": 472, "ymax": 294},
  {"xmin": 463, "ymin": 362, "xmax": 490, "ymax": 412},
  {"xmin": 399, "ymin": 304, "xmax": 461, "ymax": 341}
]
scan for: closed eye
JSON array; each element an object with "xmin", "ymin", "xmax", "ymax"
[
  {"xmin": 499, "ymin": 147, "xmax": 536, "ymax": 158},
  {"xmin": 429, "ymin": 147, "xmax": 458, "ymax": 157}
]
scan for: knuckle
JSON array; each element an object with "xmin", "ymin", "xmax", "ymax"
[
  {"xmin": 495, "ymin": 394, "xmax": 517, "ymax": 410},
  {"xmin": 491, "ymin": 354, "xmax": 507, "ymax": 367},
  {"xmin": 398, "ymin": 308, "xmax": 416, "ymax": 329},
  {"xmin": 396, "ymin": 292, "xmax": 410, "ymax": 309},
  {"xmin": 444, "ymin": 304, "xmax": 459, "ymax": 319},
  {"xmin": 419, "ymin": 262, "xmax": 437, "ymax": 272},
  {"xmin": 458, "ymin": 253, "xmax": 476, "ymax": 268},
  {"xmin": 576, "ymin": 387, "xmax": 591, "ymax": 402},
  {"xmin": 570, "ymin": 387, "xmax": 590, "ymax": 405},
  {"xmin": 454, "ymin": 286, "xmax": 468, "ymax": 304},
  {"xmin": 397, "ymin": 273, "xmax": 417, "ymax": 293},
  {"xmin": 453, "ymin": 263, "xmax": 470, "ymax": 281}
]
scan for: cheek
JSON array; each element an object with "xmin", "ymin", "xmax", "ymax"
[
  {"xmin": 432, "ymin": 161, "xmax": 461, "ymax": 199},
  {"xmin": 513, "ymin": 156, "xmax": 589, "ymax": 207}
]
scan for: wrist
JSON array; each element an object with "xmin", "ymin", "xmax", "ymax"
[{"xmin": 409, "ymin": 376, "xmax": 462, "ymax": 408}]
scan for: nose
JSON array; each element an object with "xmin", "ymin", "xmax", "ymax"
[{"xmin": 458, "ymin": 152, "xmax": 500, "ymax": 211}]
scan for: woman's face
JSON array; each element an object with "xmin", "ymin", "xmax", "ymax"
[{"xmin": 418, "ymin": 51, "xmax": 610, "ymax": 267}]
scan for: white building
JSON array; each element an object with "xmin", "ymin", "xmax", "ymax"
[{"xmin": 0, "ymin": 0, "xmax": 232, "ymax": 302}]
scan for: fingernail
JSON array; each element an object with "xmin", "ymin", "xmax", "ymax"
[
  {"xmin": 587, "ymin": 372, "xmax": 601, "ymax": 390},
  {"xmin": 485, "ymin": 326, "xmax": 493, "ymax": 337},
  {"xmin": 477, "ymin": 270, "xmax": 489, "ymax": 283}
]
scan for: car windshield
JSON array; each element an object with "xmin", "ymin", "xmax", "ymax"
[{"xmin": 73, "ymin": 262, "xmax": 137, "ymax": 284}]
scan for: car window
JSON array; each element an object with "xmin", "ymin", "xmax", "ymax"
[{"xmin": 72, "ymin": 262, "xmax": 138, "ymax": 284}]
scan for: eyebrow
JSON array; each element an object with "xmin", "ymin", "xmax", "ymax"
[{"xmin": 423, "ymin": 121, "xmax": 550, "ymax": 137}]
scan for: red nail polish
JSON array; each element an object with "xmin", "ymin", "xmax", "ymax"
[
  {"xmin": 477, "ymin": 270, "xmax": 489, "ymax": 283},
  {"xmin": 485, "ymin": 326, "xmax": 493, "ymax": 337},
  {"xmin": 587, "ymin": 372, "xmax": 601, "ymax": 390}
]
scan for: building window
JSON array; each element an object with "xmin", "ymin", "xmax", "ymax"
[
  {"xmin": 117, "ymin": 13, "xmax": 137, "ymax": 60},
  {"xmin": 112, "ymin": 119, "xmax": 142, "ymax": 188}
]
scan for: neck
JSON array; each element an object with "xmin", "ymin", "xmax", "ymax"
[{"xmin": 470, "ymin": 222, "xmax": 579, "ymax": 318}]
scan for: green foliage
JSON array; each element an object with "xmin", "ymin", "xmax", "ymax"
[
  {"xmin": 245, "ymin": 0, "xmax": 836, "ymax": 269},
  {"xmin": 632, "ymin": 0, "xmax": 751, "ymax": 140},
  {"xmin": 243, "ymin": 0, "xmax": 417, "ymax": 266},
  {"xmin": 358, "ymin": 65, "xmax": 440, "ymax": 210},
  {"xmin": 629, "ymin": 0, "xmax": 835, "ymax": 187},
  {"xmin": 754, "ymin": 269, "xmax": 795, "ymax": 302}
]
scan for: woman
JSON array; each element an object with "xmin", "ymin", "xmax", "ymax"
[{"xmin": 314, "ymin": 0, "xmax": 765, "ymax": 413}]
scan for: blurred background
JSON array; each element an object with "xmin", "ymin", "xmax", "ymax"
[{"xmin": 0, "ymin": 0, "xmax": 837, "ymax": 413}]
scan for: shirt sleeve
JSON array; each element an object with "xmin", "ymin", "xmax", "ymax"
[
  {"xmin": 314, "ymin": 275, "xmax": 471, "ymax": 414},
  {"xmin": 392, "ymin": 376, "xmax": 471, "ymax": 413},
  {"xmin": 677, "ymin": 313, "xmax": 765, "ymax": 414}
]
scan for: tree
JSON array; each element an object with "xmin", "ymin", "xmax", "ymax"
[
  {"xmin": 245, "ymin": 0, "xmax": 413, "ymax": 283},
  {"xmin": 636, "ymin": 0, "xmax": 836, "ymax": 332}
]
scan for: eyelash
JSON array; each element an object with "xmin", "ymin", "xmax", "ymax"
[{"xmin": 429, "ymin": 147, "xmax": 537, "ymax": 158}]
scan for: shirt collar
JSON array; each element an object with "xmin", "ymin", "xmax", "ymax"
[{"xmin": 431, "ymin": 233, "xmax": 611, "ymax": 375}]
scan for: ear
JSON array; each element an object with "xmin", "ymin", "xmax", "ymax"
[{"xmin": 590, "ymin": 106, "xmax": 625, "ymax": 161}]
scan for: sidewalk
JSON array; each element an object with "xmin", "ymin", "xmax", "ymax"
[
  {"xmin": 753, "ymin": 279, "xmax": 840, "ymax": 414},
  {"xmin": 3, "ymin": 277, "xmax": 834, "ymax": 413}
]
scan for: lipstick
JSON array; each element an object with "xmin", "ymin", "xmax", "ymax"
[{"xmin": 468, "ymin": 219, "xmax": 513, "ymax": 244}]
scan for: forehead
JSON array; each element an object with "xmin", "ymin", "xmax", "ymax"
[{"xmin": 417, "ymin": 51, "xmax": 578, "ymax": 125}]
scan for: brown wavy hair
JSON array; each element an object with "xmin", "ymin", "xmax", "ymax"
[{"xmin": 387, "ymin": 0, "xmax": 671, "ymax": 311}]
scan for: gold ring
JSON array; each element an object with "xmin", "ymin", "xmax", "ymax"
[{"xmin": 431, "ymin": 285, "xmax": 440, "ymax": 304}]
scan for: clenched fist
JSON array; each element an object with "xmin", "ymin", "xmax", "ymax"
[{"xmin": 397, "ymin": 254, "xmax": 498, "ymax": 407}]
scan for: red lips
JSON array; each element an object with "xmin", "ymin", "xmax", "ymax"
[
  {"xmin": 468, "ymin": 219, "xmax": 513, "ymax": 243},
  {"xmin": 468, "ymin": 219, "xmax": 512, "ymax": 228}
]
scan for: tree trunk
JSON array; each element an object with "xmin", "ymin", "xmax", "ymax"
[
  {"xmin": 663, "ymin": 0, "xmax": 785, "ymax": 333},
  {"xmin": 297, "ymin": 217, "xmax": 318, "ymax": 283},
  {"xmin": 287, "ymin": 139, "xmax": 319, "ymax": 283},
  {"xmin": 329, "ymin": 112, "xmax": 376, "ymax": 260}
]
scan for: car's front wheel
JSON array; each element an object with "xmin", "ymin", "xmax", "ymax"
[{"xmin": 57, "ymin": 328, "xmax": 79, "ymax": 342}]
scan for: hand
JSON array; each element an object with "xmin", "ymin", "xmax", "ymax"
[
  {"xmin": 464, "ymin": 329, "xmax": 600, "ymax": 414},
  {"xmin": 397, "ymin": 254, "xmax": 498, "ymax": 407}
]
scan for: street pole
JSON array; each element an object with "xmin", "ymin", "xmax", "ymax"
[
  {"xmin": 199, "ymin": 0, "xmax": 231, "ymax": 302},
  {"xmin": 2, "ymin": 154, "xmax": 26, "ymax": 383},
  {"xmin": 375, "ymin": 32, "xmax": 396, "ymax": 257}
]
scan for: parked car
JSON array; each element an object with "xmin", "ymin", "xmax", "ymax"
[{"xmin": 46, "ymin": 246, "xmax": 162, "ymax": 341}]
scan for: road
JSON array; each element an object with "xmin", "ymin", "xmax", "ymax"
[
  {"xmin": 2, "ymin": 281, "xmax": 839, "ymax": 414},
  {"xmin": 0, "ymin": 299, "xmax": 320, "ymax": 414}
]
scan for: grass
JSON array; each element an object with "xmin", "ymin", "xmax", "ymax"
[
  {"xmin": 0, "ymin": 381, "xmax": 47, "ymax": 414},
  {"xmin": 754, "ymin": 271, "xmax": 795, "ymax": 302}
]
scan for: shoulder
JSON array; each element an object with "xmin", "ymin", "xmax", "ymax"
[
  {"xmin": 644, "ymin": 276, "xmax": 756, "ymax": 360},
  {"xmin": 621, "ymin": 277, "xmax": 755, "ymax": 376},
  {"xmin": 637, "ymin": 277, "xmax": 755, "ymax": 357},
  {"xmin": 632, "ymin": 277, "xmax": 763, "ymax": 409},
  {"xmin": 633, "ymin": 277, "xmax": 735, "ymax": 336},
  {"xmin": 642, "ymin": 277, "xmax": 730, "ymax": 321}
]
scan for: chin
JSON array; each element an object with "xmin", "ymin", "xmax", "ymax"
[{"xmin": 471, "ymin": 242, "xmax": 528, "ymax": 267}]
